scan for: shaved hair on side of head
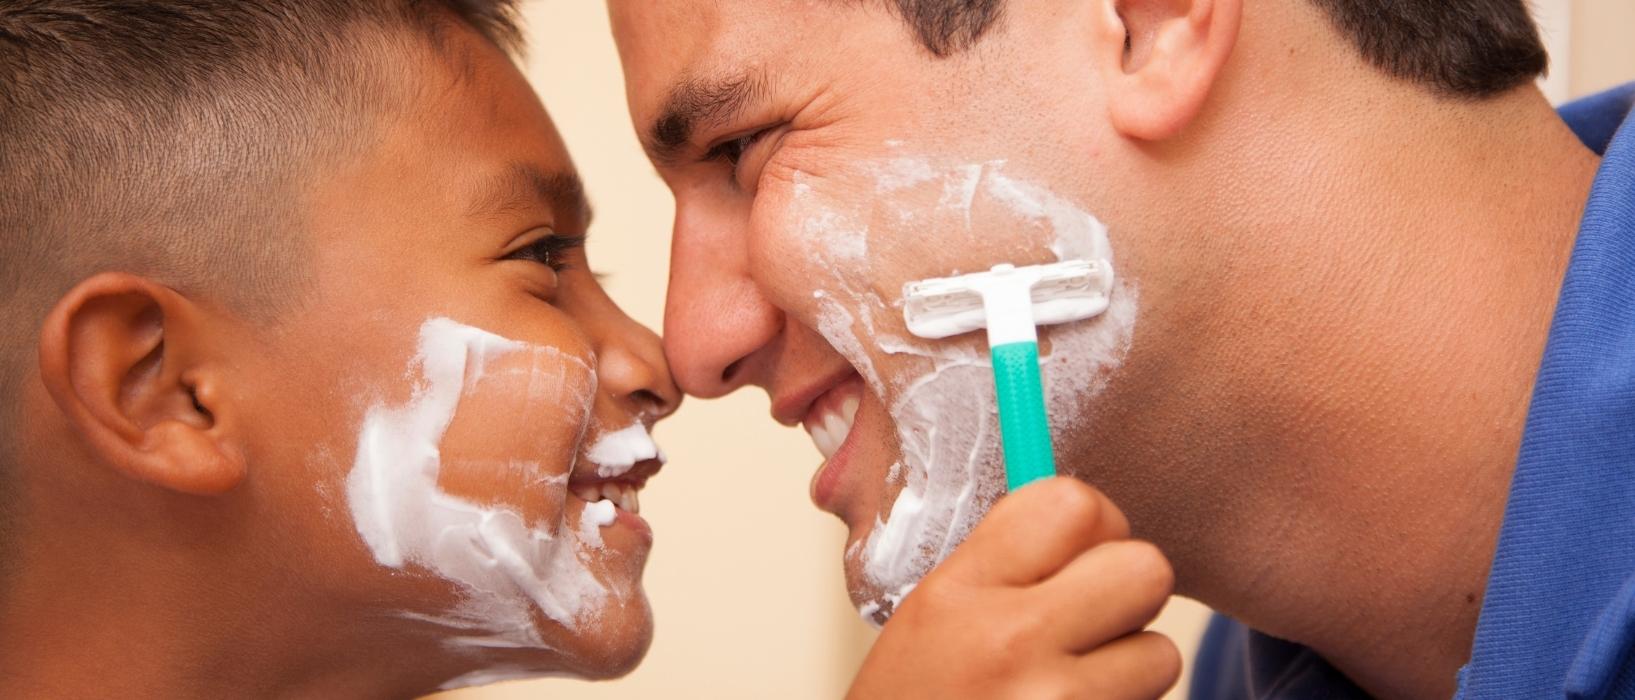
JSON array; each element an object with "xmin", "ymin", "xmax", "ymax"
[
  {"xmin": 875, "ymin": 0, "xmax": 1547, "ymax": 99},
  {"xmin": 886, "ymin": 0, "xmax": 1004, "ymax": 57},
  {"xmin": 0, "ymin": 0, "xmax": 522, "ymax": 585}
]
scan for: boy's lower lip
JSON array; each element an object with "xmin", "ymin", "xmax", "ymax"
[
  {"xmin": 569, "ymin": 493, "xmax": 654, "ymax": 545},
  {"xmin": 614, "ymin": 506, "xmax": 653, "ymax": 543}
]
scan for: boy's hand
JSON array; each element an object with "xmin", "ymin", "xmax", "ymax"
[{"xmin": 846, "ymin": 477, "xmax": 1181, "ymax": 700}]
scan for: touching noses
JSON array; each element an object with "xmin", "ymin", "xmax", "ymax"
[{"xmin": 662, "ymin": 201, "xmax": 782, "ymax": 399}]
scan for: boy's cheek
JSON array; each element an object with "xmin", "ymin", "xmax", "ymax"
[{"xmin": 436, "ymin": 347, "xmax": 595, "ymax": 527}]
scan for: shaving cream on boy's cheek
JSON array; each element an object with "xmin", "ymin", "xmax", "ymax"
[
  {"xmin": 782, "ymin": 152, "xmax": 1138, "ymax": 623},
  {"xmin": 344, "ymin": 318, "xmax": 631, "ymax": 655}
]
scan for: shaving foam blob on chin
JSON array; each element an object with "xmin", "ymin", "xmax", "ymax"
[{"xmin": 346, "ymin": 318, "xmax": 609, "ymax": 650}]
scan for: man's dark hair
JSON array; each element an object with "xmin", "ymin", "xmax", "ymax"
[
  {"xmin": 886, "ymin": 0, "xmax": 1004, "ymax": 57},
  {"xmin": 0, "ymin": 0, "xmax": 521, "ymax": 584},
  {"xmin": 890, "ymin": 0, "xmax": 1547, "ymax": 98}
]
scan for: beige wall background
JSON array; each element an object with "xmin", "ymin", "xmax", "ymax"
[{"xmin": 440, "ymin": 2, "xmax": 1635, "ymax": 698}]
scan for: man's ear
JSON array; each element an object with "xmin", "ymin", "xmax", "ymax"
[
  {"xmin": 37, "ymin": 273, "xmax": 246, "ymax": 495},
  {"xmin": 1091, "ymin": 0, "xmax": 1242, "ymax": 141}
]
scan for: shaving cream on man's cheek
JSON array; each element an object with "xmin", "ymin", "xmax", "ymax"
[
  {"xmin": 344, "ymin": 318, "xmax": 631, "ymax": 657},
  {"xmin": 782, "ymin": 153, "xmax": 1138, "ymax": 624}
]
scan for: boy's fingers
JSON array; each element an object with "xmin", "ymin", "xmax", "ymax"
[
  {"xmin": 940, "ymin": 477, "xmax": 1131, "ymax": 586},
  {"xmin": 1038, "ymin": 539, "xmax": 1175, "ymax": 651},
  {"xmin": 1070, "ymin": 631, "xmax": 1184, "ymax": 700}
]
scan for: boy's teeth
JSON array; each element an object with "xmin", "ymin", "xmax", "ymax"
[
  {"xmin": 612, "ymin": 485, "xmax": 638, "ymax": 514},
  {"xmin": 841, "ymin": 396, "xmax": 859, "ymax": 425},
  {"xmin": 573, "ymin": 481, "xmax": 643, "ymax": 515}
]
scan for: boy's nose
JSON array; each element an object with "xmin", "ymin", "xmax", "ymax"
[{"xmin": 598, "ymin": 321, "xmax": 681, "ymax": 421}]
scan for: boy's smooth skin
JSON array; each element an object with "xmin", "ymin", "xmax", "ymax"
[
  {"xmin": 0, "ymin": 3, "xmax": 679, "ymax": 697},
  {"xmin": 611, "ymin": 0, "xmax": 1610, "ymax": 697}
]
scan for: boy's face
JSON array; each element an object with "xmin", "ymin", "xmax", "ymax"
[
  {"xmin": 612, "ymin": 1, "xmax": 1142, "ymax": 619},
  {"xmin": 221, "ymin": 30, "xmax": 673, "ymax": 683}
]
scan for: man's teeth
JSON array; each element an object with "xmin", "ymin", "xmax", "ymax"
[
  {"xmin": 805, "ymin": 395, "xmax": 859, "ymax": 460},
  {"xmin": 571, "ymin": 482, "xmax": 641, "ymax": 514}
]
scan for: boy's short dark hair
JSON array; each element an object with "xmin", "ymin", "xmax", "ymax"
[
  {"xmin": 887, "ymin": 0, "xmax": 1547, "ymax": 97},
  {"xmin": 0, "ymin": 0, "xmax": 521, "ymax": 579}
]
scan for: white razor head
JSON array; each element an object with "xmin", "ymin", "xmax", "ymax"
[{"xmin": 901, "ymin": 259, "xmax": 1114, "ymax": 340}]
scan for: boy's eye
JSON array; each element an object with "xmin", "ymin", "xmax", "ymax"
[{"xmin": 503, "ymin": 232, "xmax": 586, "ymax": 272}]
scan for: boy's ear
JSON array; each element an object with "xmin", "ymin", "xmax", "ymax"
[
  {"xmin": 1091, "ymin": 0, "xmax": 1242, "ymax": 141},
  {"xmin": 37, "ymin": 273, "xmax": 246, "ymax": 495}
]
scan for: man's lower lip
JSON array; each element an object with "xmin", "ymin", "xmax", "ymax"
[{"xmin": 811, "ymin": 424, "xmax": 861, "ymax": 514}]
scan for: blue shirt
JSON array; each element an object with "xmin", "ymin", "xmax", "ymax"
[{"xmin": 1192, "ymin": 82, "xmax": 1635, "ymax": 700}]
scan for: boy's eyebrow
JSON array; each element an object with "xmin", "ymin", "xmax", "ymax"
[
  {"xmin": 643, "ymin": 68, "xmax": 767, "ymax": 168},
  {"xmin": 469, "ymin": 163, "xmax": 594, "ymax": 229}
]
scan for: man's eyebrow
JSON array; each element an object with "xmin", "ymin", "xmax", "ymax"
[
  {"xmin": 468, "ymin": 163, "xmax": 594, "ymax": 229},
  {"xmin": 644, "ymin": 69, "xmax": 767, "ymax": 167}
]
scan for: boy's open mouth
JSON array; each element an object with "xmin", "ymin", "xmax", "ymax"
[
  {"xmin": 570, "ymin": 421, "xmax": 665, "ymax": 514},
  {"xmin": 567, "ymin": 466, "xmax": 658, "ymax": 514}
]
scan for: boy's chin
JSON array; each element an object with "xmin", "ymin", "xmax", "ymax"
[
  {"xmin": 561, "ymin": 600, "xmax": 655, "ymax": 680},
  {"xmin": 447, "ymin": 601, "xmax": 653, "ymax": 688}
]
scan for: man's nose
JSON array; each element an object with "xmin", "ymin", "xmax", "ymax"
[{"xmin": 663, "ymin": 204, "xmax": 781, "ymax": 399}]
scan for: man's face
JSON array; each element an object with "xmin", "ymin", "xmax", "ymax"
[
  {"xmin": 613, "ymin": 1, "xmax": 1144, "ymax": 620},
  {"xmin": 222, "ymin": 29, "xmax": 676, "ymax": 685}
]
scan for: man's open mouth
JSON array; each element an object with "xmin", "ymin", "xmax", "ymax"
[
  {"xmin": 798, "ymin": 373, "xmax": 872, "ymax": 514},
  {"xmin": 802, "ymin": 375, "xmax": 862, "ymax": 459}
]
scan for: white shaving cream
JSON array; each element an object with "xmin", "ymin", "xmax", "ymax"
[
  {"xmin": 346, "ymin": 318, "xmax": 615, "ymax": 651},
  {"xmin": 586, "ymin": 423, "xmax": 665, "ymax": 478},
  {"xmin": 790, "ymin": 155, "xmax": 1137, "ymax": 623},
  {"xmin": 578, "ymin": 498, "xmax": 617, "ymax": 549}
]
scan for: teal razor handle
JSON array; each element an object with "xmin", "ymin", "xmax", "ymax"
[
  {"xmin": 901, "ymin": 261, "xmax": 1112, "ymax": 493},
  {"xmin": 991, "ymin": 340, "xmax": 1056, "ymax": 490}
]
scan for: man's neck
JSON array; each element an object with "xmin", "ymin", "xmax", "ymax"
[{"xmin": 1179, "ymin": 85, "xmax": 1602, "ymax": 699}]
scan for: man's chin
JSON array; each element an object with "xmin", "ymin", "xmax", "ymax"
[
  {"xmin": 823, "ymin": 442, "xmax": 936, "ymax": 623},
  {"xmin": 839, "ymin": 525, "xmax": 914, "ymax": 627},
  {"xmin": 840, "ymin": 527, "xmax": 877, "ymax": 611}
]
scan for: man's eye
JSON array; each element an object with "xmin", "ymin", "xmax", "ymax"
[
  {"xmin": 503, "ymin": 233, "xmax": 585, "ymax": 271},
  {"xmin": 706, "ymin": 129, "xmax": 768, "ymax": 172}
]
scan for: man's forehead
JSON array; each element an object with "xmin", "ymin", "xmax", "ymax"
[
  {"xmin": 610, "ymin": 0, "xmax": 803, "ymax": 105},
  {"xmin": 609, "ymin": 0, "xmax": 715, "ymax": 93},
  {"xmin": 612, "ymin": 0, "xmax": 883, "ymax": 164}
]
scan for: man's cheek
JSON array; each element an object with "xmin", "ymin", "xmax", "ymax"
[
  {"xmin": 761, "ymin": 156, "xmax": 1052, "ymax": 312},
  {"xmin": 438, "ymin": 346, "xmax": 596, "ymax": 524},
  {"xmin": 864, "ymin": 160, "xmax": 1070, "ymax": 280},
  {"xmin": 755, "ymin": 150, "xmax": 1138, "ymax": 624}
]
